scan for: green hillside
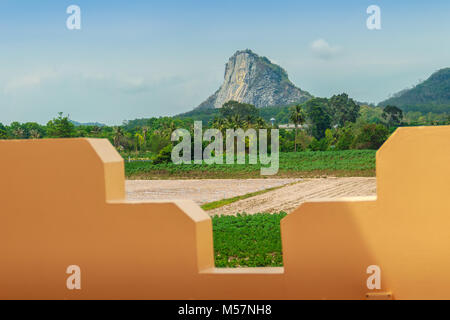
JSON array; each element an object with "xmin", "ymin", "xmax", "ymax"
[{"xmin": 379, "ymin": 68, "xmax": 450, "ymax": 113}]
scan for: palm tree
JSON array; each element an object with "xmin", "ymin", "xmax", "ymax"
[
  {"xmin": 113, "ymin": 127, "xmax": 124, "ymax": 148},
  {"xmin": 212, "ymin": 117, "xmax": 231, "ymax": 137},
  {"xmin": 29, "ymin": 129, "xmax": 41, "ymax": 139},
  {"xmin": 255, "ymin": 117, "xmax": 266, "ymax": 129},
  {"xmin": 167, "ymin": 121, "xmax": 177, "ymax": 137},
  {"xmin": 12, "ymin": 128, "xmax": 25, "ymax": 139},
  {"xmin": 142, "ymin": 126, "xmax": 149, "ymax": 139},
  {"xmin": 90, "ymin": 126, "xmax": 102, "ymax": 136},
  {"xmin": 211, "ymin": 116, "xmax": 223, "ymax": 130},
  {"xmin": 230, "ymin": 114, "xmax": 243, "ymax": 129},
  {"xmin": 290, "ymin": 104, "xmax": 306, "ymax": 152},
  {"xmin": 244, "ymin": 115, "xmax": 253, "ymax": 129},
  {"xmin": 161, "ymin": 121, "xmax": 176, "ymax": 139},
  {"xmin": 134, "ymin": 132, "xmax": 144, "ymax": 153},
  {"xmin": 142, "ymin": 126, "xmax": 150, "ymax": 150}
]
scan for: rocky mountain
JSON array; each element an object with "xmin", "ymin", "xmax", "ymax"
[
  {"xmin": 196, "ymin": 49, "xmax": 312, "ymax": 110},
  {"xmin": 379, "ymin": 68, "xmax": 450, "ymax": 114}
]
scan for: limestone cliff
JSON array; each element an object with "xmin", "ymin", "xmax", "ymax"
[{"xmin": 196, "ymin": 49, "xmax": 312, "ymax": 110}]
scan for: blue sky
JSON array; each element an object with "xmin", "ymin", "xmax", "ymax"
[{"xmin": 0, "ymin": 0, "xmax": 449, "ymax": 125}]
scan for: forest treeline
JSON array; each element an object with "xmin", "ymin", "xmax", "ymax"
[{"xmin": 1, "ymin": 93, "xmax": 449, "ymax": 163}]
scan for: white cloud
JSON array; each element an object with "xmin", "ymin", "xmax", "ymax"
[
  {"xmin": 4, "ymin": 73, "xmax": 50, "ymax": 94},
  {"xmin": 3, "ymin": 71, "xmax": 151, "ymax": 95},
  {"xmin": 80, "ymin": 73, "xmax": 150, "ymax": 94},
  {"xmin": 310, "ymin": 39, "xmax": 341, "ymax": 60}
]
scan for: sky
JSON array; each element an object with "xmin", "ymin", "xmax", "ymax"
[{"xmin": 0, "ymin": 0, "xmax": 449, "ymax": 125}]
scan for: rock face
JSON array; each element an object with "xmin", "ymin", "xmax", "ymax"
[{"xmin": 196, "ymin": 49, "xmax": 312, "ymax": 110}]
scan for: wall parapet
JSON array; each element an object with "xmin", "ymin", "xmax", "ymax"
[{"xmin": 0, "ymin": 126, "xmax": 449, "ymax": 299}]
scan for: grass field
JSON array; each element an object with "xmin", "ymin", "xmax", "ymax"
[
  {"xmin": 212, "ymin": 213, "xmax": 286, "ymax": 268},
  {"xmin": 125, "ymin": 150, "xmax": 376, "ymax": 179}
]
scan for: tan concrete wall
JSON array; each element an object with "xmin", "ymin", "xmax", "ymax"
[
  {"xmin": 0, "ymin": 126, "xmax": 449, "ymax": 299},
  {"xmin": 283, "ymin": 126, "xmax": 450, "ymax": 299}
]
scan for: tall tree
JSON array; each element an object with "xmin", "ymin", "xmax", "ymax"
[
  {"xmin": 46, "ymin": 112, "xmax": 76, "ymax": 138},
  {"xmin": 0, "ymin": 123, "xmax": 7, "ymax": 139},
  {"xmin": 220, "ymin": 100, "xmax": 259, "ymax": 122},
  {"xmin": 329, "ymin": 93, "xmax": 360, "ymax": 127},
  {"xmin": 289, "ymin": 104, "xmax": 306, "ymax": 152},
  {"xmin": 23, "ymin": 122, "xmax": 45, "ymax": 139},
  {"xmin": 134, "ymin": 132, "xmax": 144, "ymax": 152},
  {"xmin": 304, "ymin": 98, "xmax": 332, "ymax": 140},
  {"xmin": 382, "ymin": 105, "xmax": 404, "ymax": 127},
  {"xmin": 113, "ymin": 126, "xmax": 124, "ymax": 148}
]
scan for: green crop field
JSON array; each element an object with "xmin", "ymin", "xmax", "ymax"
[
  {"xmin": 125, "ymin": 150, "xmax": 376, "ymax": 179},
  {"xmin": 212, "ymin": 213, "xmax": 287, "ymax": 268}
]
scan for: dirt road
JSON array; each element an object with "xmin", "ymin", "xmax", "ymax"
[{"xmin": 126, "ymin": 177, "xmax": 376, "ymax": 215}]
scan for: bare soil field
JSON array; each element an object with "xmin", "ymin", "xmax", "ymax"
[
  {"xmin": 126, "ymin": 179, "xmax": 301, "ymax": 204},
  {"xmin": 208, "ymin": 177, "xmax": 376, "ymax": 215},
  {"xmin": 126, "ymin": 177, "xmax": 376, "ymax": 215}
]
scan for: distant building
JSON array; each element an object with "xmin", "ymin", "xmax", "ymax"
[{"xmin": 278, "ymin": 124, "xmax": 308, "ymax": 130}]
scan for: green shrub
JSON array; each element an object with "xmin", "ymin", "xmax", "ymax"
[
  {"xmin": 152, "ymin": 144, "xmax": 173, "ymax": 164},
  {"xmin": 309, "ymin": 137, "xmax": 329, "ymax": 151},
  {"xmin": 352, "ymin": 124, "xmax": 389, "ymax": 150},
  {"xmin": 336, "ymin": 127, "xmax": 355, "ymax": 150}
]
